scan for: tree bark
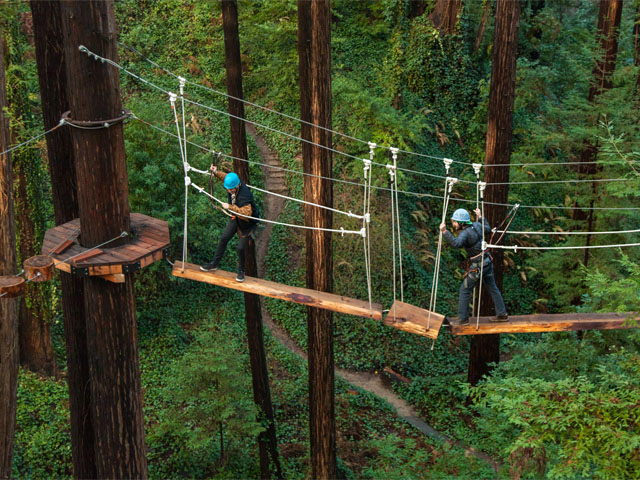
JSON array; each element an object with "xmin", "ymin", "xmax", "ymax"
[
  {"xmin": 221, "ymin": 1, "xmax": 282, "ymax": 478},
  {"xmin": 0, "ymin": 26, "xmax": 19, "ymax": 480},
  {"xmin": 572, "ymin": 0, "xmax": 622, "ymax": 268},
  {"xmin": 298, "ymin": 1, "xmax": 336, "ymax": 478},
  {"xmin": 429, "ymin": 0, "xmax": 462, "ymax": 34},
  {"xmin": 30, "ymin": 1, "xmax": 95, "ymax": 476},
  {"xmin": 468, "ymin": 0, "xmax": 519, "ymax": 387},
  {"xmin": 474, "ymin": 0, "xmax": 491, "ymax": 54},
  {"xmin": 60, "ymin": 1, "xmax": 147, "ymax": 477}
]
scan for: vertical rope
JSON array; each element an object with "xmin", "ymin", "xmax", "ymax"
[
  {"xmin": 428, "ymin": 158, "xmax": 455, "ymax": 330},
  {"xmin": 475, "ymin": 181, "xmax": 486, "ymax": 331},
  {"xmin": 387, "ymin": 160, "xmax": 397, "ymax": 319},
  {"xmin": 170, "ymin": 92, "xmax": 189, "ymax": 273},
  {"xmin": 391, "ymin": 148, "xmax": 404, "ymax": 302},
  {"xmin": 471, "ymin": 164, "xmax": 482, "ymax": 325},
  {"xmin": 363, "ymin": 142, "xmax": 376, "ymax": 312},
  {"xmin": 179, "ymin": 79, "xmax": 189, "ymax": 273}
]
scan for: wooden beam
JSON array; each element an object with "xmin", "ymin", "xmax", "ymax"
[
  {"xmin": 97, "ymin": 274, "xmax": 125, "ymax": 284},
  {"xmin": 449, "ymin": 312, "xmax": 638, "ymax": 335},
  {"xmin": 384, "ymin": 301, "xmax": 445, "ymax": 340},
  {"xmin": 172, "ymin": 262, "xmax": 383, "ymax": 321}
]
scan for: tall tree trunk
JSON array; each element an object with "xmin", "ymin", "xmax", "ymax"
[
  {"xmin": 468, "ymin": 0, "xmax": 519, "ymax": 387},
  {"xmin": 298, "ymin": 1, "xmax": 336, "ymax": 478},
  {"xmin": 474, "ymin": 0, "xmax": 491, "ymax": 54},
  {"xmin": 60, "ymin": 1, "xmax": 148, "ymax": 477},
  {"xmin": 572, "ymin": 0, "xmax": 622, "ymax": 268},
  {"xmin": 30, "ymin": 1, "xmax": 95, "ymax": 476},
  {"xmin": 429, "ymin": 0, "xmax": 462, "ymax": 34},
  {"xmin": 0, "ymin": 26, "xmax": 19, "ymax": 480},
  {"xmin": 221, "ymin": 1, "xmax": 282, "ymax": 478},
  {"xmin": 5, "ymin": 10, "xmax": 58, "ymax": 378}
]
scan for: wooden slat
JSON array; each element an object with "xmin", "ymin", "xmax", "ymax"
[
  {"xmin": 172, "ymin": 261, "xmax": 383, "ymax": 320},
  {"xmin": 384, "ymin": 301, "xmax": 444, "ymax": 339},
  {"xmin": 449, "ymin": 312, "xmax": 639, "ymax": 335},
  {"xmin": 98, "ymin": 274, "xmax": 126, "ymax": 284},
  {"xmin": 51, "ymin": 238, "xmax": 75, "ymax": 255},
  {"xmin": 70, "ymin": 249, "xmax": 104, "ymax": 263}
]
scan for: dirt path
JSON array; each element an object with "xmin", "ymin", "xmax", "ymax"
[{"xmin": 246, "ymin": 126, "xmax": 500, "ymax": 473}]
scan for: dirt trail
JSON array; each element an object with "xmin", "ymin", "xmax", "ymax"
[{"xmin": 246, "ymin": 125, "xmax": 500, "ymax": 473}]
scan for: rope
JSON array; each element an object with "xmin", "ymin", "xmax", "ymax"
[
  {"xmin": 188, "ymin": 165, "xmax": 364, "ymax": 219},
  {"xmin": 61, "ymin": 110, "xmax": 131, "ymax": 129},
  {"xmin": 391, "ymin": 148, "xmax": 404, "ymax": 301},
  {"xmin": 169, "ymin": 93, "xmax": 190, "ymax": 272},
  {"xmin": 475, "ymin": 182, "xmax": 487, "ymax": 331},
  {"xmin": 130, "ymin": 113, "xmax": 640, "ymax": 212},
  {"xmin": 190, "ymin": 182, "xmax": 365, "ymax": 236},
  {"xmin": 56, "ymin": 232, "xmax": 129, "ymax": 264},
  {"xmin": 388, "ymin": 162, "xmax": 397, "ymax": 317},
  {"xmin": 118, "ymin": 42, "xmax": 640, "ymax": 171},
  {"xmin": 487, "ymin": 241, "xmax": 640, "ymax": 251},
  {"xmin": 363, "ymin": 143, "xmax": 375, "ymax": 311},
  {"xmin": 84, "ymin": 45, "xmax": 636, "ymax": 187},
  {"xmin": 428, "ymin": 159, "xmax": 456, "ymax": 330},
  {"xmin": 0, "ymin": 123, "xmax": 62, "ymax": 157},
  {"xmin": 497, "ymin": 227, "xmax": 640, "ymax": 236}
]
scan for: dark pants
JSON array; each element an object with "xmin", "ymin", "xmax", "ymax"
[
  {"xmin": 211, "ymin": 219, "xmax": 254, "ymax": 272},
  {"xmin": 458, "ymin": 262, "xmax": 507, "ymax": 321}
]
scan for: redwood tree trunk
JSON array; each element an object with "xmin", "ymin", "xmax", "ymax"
[
  {"xmin": 221, "ymin": 1, "xmax": 282, "ymax": 478},
  {"xmin": 0, "ymin": 26, "xmax": 19, "ymax": 479},
  {"xmin": 30, "ymin": 1, "xmax": 95, "ymax": 476},
  {"xmin": 429, "ymin": 0, "xmax": 462, "ymax": 34},
  {"xmin": 468, "ymin": 0, "xmax": 519, "ymax": 387},
  {"xmin": 572, "ymin": 0, "xmax": 622, "ymax": 267},
  {"xmin": 298, "ymin": 1, "xmax": 336, "ymax": 478},
  {"xmin": 60, "ymin": 1, "xmax": 147, "ymax": 477}
]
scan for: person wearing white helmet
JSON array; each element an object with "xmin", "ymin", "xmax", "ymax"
[
  {"xmin": 200, "ymin": 165, "xmax": 259, "ymax": 282},
  {"xmin": 440, "ymin": 208, "xmax": 508, "ymax": 325}
]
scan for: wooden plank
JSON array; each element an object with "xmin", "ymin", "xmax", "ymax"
[
  {"xmin": 97, "ymin": 274, "xmax": 125, "ymax": 284},
  {"xmin": 70, "ymin": 249, "xmax": 104, "ymax": 263},
  {"xmin": 51, "ymin": 238, "xmax": 75, "ymax": 255},
  {"xmin": 383, "ymin": 301, "xmax": 444, "ymax": 340},
  {"xmin": 449, "ymin": 312, "xmax": 639, "ymax": 335},
  {"xmin": 172, "ymin": 261, "xmax": 383, "ymax": 320}
]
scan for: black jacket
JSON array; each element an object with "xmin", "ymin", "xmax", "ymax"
[
  {"xmin": 228, "ymin": 180, "xmax": 259, "ymax": 232},
  {"xmin": 443, "ymin": 218, "xmax": 490, "ymax": 260}
]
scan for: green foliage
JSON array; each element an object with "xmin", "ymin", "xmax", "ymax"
[
  {"xmin": 13, "ymin": 370, "xmax": 71, "ymax": 479},
  {"xmin": 147, "ymin": 314, "xmax": 262, "ymax": 478},
  {"xmin": 467, "ymin": 339, "xmax": 640, "ymax": 479}
]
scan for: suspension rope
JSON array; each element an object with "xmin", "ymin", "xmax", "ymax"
[
  {"xmin": 363, "ymin": 143, "xmax": 375, "ymax": 312},
  {"xmin": 118, "ymin": 42, "xmax": 640, "ymax": 171},
  {"xmin": 496, "ymin": 227, "xmax": 640, "ymax": 236},
  {"xmin": 130, "ymin": 113, "xmax": 640, "ymax": 212},
  {"xmin": 391, "ymin": 148, "xmax": 404, "ymax": 302},
  {"xmin": 428, "ymin": 159, "xmax": 456, "ymax": 330},
  {"xmin": 475, "ymin": 181, "xmax": 487, "ymax": 331},
  {"xmin": 85, "ymin": 45, "xmax": 635, "ymax": 187},
  {"xmin": 191, "ymin": 182, "xmax": 365, "ymax": 236},
  {"xmin": 388, "ymin": 161, "xmax": 398, "ymax": 317},
  {"xmin": 487, "ymin": 241, "xmax": 640, "ymax": 251},
  {"xmin": 0, "ymin": 123, "xmax": 62, "ymax": 157},
  {"xmin": 188, "ymin": 165, "xmax": 364, "ymax": 219}
]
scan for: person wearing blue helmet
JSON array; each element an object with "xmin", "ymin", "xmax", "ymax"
[
  {"xmin": 200, "ymin": 165, "xmax": 259, "ymax": 282},
  {"xmin": 440, "ymin": 208, "xmax": 508, "ymax": 325}
]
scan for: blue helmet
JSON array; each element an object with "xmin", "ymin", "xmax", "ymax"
[
  {"xmin": 451, "ymin": 208, "xmax": 471, "ymax": 223},
  {"xmin": 223, "ymin": 172, "xmax": 240, "ymax": 189}
]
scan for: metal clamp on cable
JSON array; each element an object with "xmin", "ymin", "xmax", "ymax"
[
  {"xmin": 443, "ymin": 158, "xmax": 453, "ymax": 173},
  {"xmin": 359, "ymin": 227, "xmax": 367, "ymax": 238},
  {"xmin": 184, "ymin": 176, "xmax": 191, "ymax": 187},
  {"xmin": 472, "ymin": 163, "xmax": 482, "ymax": 176}
]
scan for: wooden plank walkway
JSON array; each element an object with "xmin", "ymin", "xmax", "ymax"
[
  {"xmin": 449, "ymin": 312, "xmax": 638, "ymax": 335},
  {"xmin": 172, "ymin": 261, "xmax": 383, "ymax": 321},
  {"xmin": 384, "ymin": 301, "xmax": 445, "ymax": 339}
]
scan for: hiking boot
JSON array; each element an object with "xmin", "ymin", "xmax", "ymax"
[
  {"xmin": 200, "ymin": 262, "xmax": 218, "ymax": 272},
  {"xmin": 490, "ymin": 314, "xmax": 509, "ymax": 322},
  {"xmin": 459, "ymin": 318, "xmax": 470, "ymax": 326},
  {"xmin": 236, "ymin": 271, "xmax": 245, "ymax": 282}
]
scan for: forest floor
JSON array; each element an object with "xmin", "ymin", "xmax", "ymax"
[{"xmin": 247, "ymin": 126, "xmax": 500, "ymax": 472}]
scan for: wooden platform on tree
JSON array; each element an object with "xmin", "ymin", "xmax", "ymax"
[
  {"xmin": 0, "ymin": 276, "xmax": 25, "ymax": 298},
  {"xmin": 384, "ymin": 301, "xmax": 445, "ymax": 339},
  {"xmin": 41, "ymin": 213, "xmax": 170, "ymax": 280},
  {"xmin": 448, "ymin": 312, "xmax": 638, "ymax": 335},
  {"xmin": 172, "ymin": 261, "xmax": 383, "ymax": 320}
]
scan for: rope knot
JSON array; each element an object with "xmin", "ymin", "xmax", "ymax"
[{"xmin": 184, "ymin": 176, "xmax": 191, "ymax": 186}]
